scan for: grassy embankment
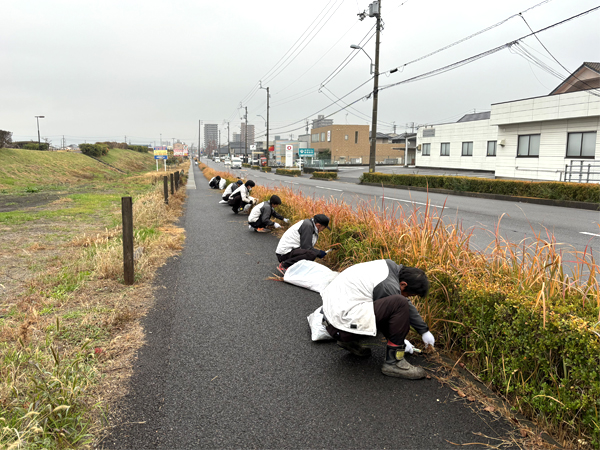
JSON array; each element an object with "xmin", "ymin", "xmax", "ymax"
[
  {"xmin": 200, "ymin": 162, "xmax": 600, "ymax": 449},
  {"xmin": 0, "ymin": 148, "xmax": 188, "ymax": 448}
]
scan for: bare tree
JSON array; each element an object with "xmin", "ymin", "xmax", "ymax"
[{"xmin": 0, "ymin": 130, "xmax": 12, "ymax": 149}]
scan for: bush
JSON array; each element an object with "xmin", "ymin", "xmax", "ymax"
[
  {"xmin": 251, "ymin": 165, "xmax": 260, "ymax": 170},
  {"xmin": 312, "ymin": 171, "xmax": 337, "ymax": 180},
  {"xmin": 79, "ymin": 143, "xmax": 107, "ymax": 157},
  {"xmin": 128, "ymin": 145, "xmax": 150, "ymax": 153},
  {"xmin": 276, "ymin": 168, "xmax": 301, "ymax": 177},
  {"xmin": 22, "ymin": 143, "xmax": 49, "ymax": 151},
  {"xmin": 261, "ymin": 166, "xmax": 272, "ymax": 172},
  {"xmin": 360, "ymin": 172, "xmax": 600, "ymax": 204},
  {"xmin": 242, "ymin": 163, "xmax": 251, "ymax": 168}
]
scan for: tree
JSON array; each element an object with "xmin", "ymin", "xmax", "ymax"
[{"xmin": 0, "ymin": 130, "xmax": 12, "ymax": 149}]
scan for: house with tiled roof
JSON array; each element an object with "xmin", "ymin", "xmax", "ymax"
[{"xmin": 417, "ymin": 62, "xmax": 600, "ymax": 182}]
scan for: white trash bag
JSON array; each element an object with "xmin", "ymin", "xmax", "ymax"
[
  {"xmin": 307, "ymin": 306, "xmax": 334, "ymax": 341},
  {"xmin": 283, "ymin": 260, "xmax": 339, "ymax": 294}
]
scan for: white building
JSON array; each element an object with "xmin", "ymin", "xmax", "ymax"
[{"xmin": 417, "ymin": 62, "xmax": 600, "ymax": 182}]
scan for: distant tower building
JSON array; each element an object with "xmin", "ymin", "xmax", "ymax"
[
  {"xmin": 241, "ymin": 123, "xmax": 255, "ymax": 145},
  {"xmin": 232, "ymin": 132, "xmax": 241, "ymax": 143},
  {"xmin": 312, "ymin": 114, "xmax": 333, "ymax": 129},
  {"xmin": 204, "ymin": 124, "xmax": 219, "ymax": 153}
]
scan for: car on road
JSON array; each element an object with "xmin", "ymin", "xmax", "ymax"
[
  {"xmin": 224, "ymin": 158, "xmax": 231, "ymax": 166},
  {"xmin": 214, "ymin": 157, "xmax": 221, "ymax": 163},
  {"xmin": 231, "ymin": 157, "xmax": 242, "ymax": 169}
]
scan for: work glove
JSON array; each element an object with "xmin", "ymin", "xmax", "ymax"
[
  {"xmin": 317, "ymin": 250, "xmax": 327, "ymax": 259},
  {"xmin": 422, "ymin": 331, "xmax": 435, "ymax": 348},
  {"xmin": 273, "ymin": 223, "xmax": 281, "ymax": 229},
  {"xmin": 283, "ymin": 218, "xmax": 290, "ymax": 223},
  {"xmin": 404, "ymin": 339, "xmax": 415, "ymax": 354}
]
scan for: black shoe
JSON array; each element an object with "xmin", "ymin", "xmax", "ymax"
[{"xmin": 337, "ymin": 340, "xmax": 371, "ymax": 357}]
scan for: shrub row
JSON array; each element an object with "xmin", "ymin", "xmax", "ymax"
[
  {"xmin": 261, "ymin": 166, "xmax": 272, "ymax": 172},
  {"xmin": 80, "ymin": 143, "xmax": 109, "ymax": 157},
  {"xmin": 361, "ymin": 172, "xmax": 600, "ymax": 204},
  {"xmin": 276, "ymin": 168, "xmax": 301, "ymax": 177},
  {"xmin": 251, "ymin": 165, "xmax": 260, "ymax": 170},
  {"xmin": 312, "ymin": 171, "xmax": 338, "ymax": 180},
  {"xmin": 242, "ymin": 163, "xmax": 251, "ymax": 168}
]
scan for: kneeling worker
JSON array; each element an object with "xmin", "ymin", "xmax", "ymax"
[
  {"xmin": 275, "ymin": 214, "xmax": 330, "ymax": 273},
  {"xmin": 321, "ymin": 259, "xmax": 435, "ymax": 380},
  {"xmin": 220, "ymin": 179, "xmax": 243, "ymax": 204},
  {"xmin": 228, "ymin": 180, "xmax": 256, "ymax": 214},
  {"xmin": 208, "ymin": 175, "xmax": 221, "ymax": 189},
  {"xmin": 248, "ymin": 195, "xmax": 289, "ymax": 232}
]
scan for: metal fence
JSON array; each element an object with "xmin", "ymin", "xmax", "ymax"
[
  {"xmin": 303, "ymin": 160, "xmax": 339, "ymax": 171},
  {"xmin": 562, "ymin": 160, "xmax": 600, "ymax": 183}
]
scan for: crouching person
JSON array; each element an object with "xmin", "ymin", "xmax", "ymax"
[
  {"xmin": 228, "ymin": 180, "xmax": 256, "ymax": 214},
  {"xmin": 275, "ymin": 214, "xmax": 330, "ymax": 273},
  {"xmin": 220, "ymin": 179, "xmax": 243, "ymax": 204},
  {"xmin": 248, "ymin": 195, "xmax": 289, "ymax": 233},
  {"xmin": 321, "ymin": 259, "xmax": 435, "ymax": 380},
  {"xmin": 208, "ymin": 175, "xmax": 221, "ymax": 189}
]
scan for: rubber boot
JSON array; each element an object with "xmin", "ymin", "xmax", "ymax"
[
  {"xmin": 381, "ymin": 345, "xmax": 426, "ymax": 379},
  {"xmin": 337, "ymin": 340, "xmax": 371, "ymax": 357}
]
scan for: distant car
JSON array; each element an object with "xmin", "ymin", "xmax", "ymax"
[
  {"xmin": 214, "ymin": 157, "xmax": 221, "ymax": 163},
  {"xmin": 224, "ymin": 159, "xmax": 231, "ymax": 166},
  {"xmin": 231, "ymin": 157, "xmax": 242, "ymax": 169}
]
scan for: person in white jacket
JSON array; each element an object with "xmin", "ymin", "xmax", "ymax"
[
  {"xmin": 227, "ymin": 180, "xmax": 256, "ymax": 214},
  {"xmin": 219, "ymin": 179, "xmax": 243, "ymax": 204},
  {"xmin": 321, "ymin": 259, "xmax": 434, "ymax": 380},
  {"xmin": 208, "ymin": 175, "xmax": 221, "ymax": 189},
  {"xmin": 275, "ymin": 214, "xmax": 330, "ymax": 273},
  {"xmin": 248, "ymin": 195, "xmax": 289, "ymax": 232}
]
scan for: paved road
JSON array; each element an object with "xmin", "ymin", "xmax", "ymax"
[
  {"xmin": 213, "ymin": 159, "xmax": 599, "ymax": 268},
  {"xmin": 103, "ymin": 163, "xmax": 520, "ymax": 449}
]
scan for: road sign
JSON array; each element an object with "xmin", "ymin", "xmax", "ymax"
[
  {"xmin": 154, "ymin": 147, "xmax": 168, "ymax": 160},
  {"xmin": 250, "ymin": 144, "xmax": 257, "ymax": 151},
  {"xmin": 299, "ymin": 148, "xmax": 315, "ymax": 157}
]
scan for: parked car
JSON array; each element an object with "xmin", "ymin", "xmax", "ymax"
[
  {"xmin": 214, "ymin": 157, "xmax": 221, "ymax": 163},
  {"xmin": 231, "ymin": 157, "xmax": 242, "ymax": 169}
]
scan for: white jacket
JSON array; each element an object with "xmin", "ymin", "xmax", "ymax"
[
  {"xmin": 219, "ymin": 178, "xmax": 226, "ymax": 189},
  {"xmin": 321, "ymin": 259, "xmax": 429, "ymax": 337},
  {"xmin": 275, "ymin": 218, "xmax": 319, "ymax": 255},
  {"xmin": 223, "ymin": 182, "xmax": 239, "ymax": 197},
  {"xmin": 230, "ymin": 184, "xmax": 254, "ymax": 203}
]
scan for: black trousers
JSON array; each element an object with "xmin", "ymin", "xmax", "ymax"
[
  {"xmin": 277, "ymin": 248, "xmax": 320, "ymax": 269},
  {"xmin": 229, "ymin": 196, "xmax": 250, "ymax": 213},
  {"xmin": 325, "ymin": 294, "xmax": 410, "ymax": 346},
  {"xmin": 249, "ymin": 219, "xmax": 269, "ymax": 229}
]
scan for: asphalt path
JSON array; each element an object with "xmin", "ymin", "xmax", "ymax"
[
  {"xmin": 212, "ymin": 159, "xmax": 599, "ymax": 274},
  {"xmin": 103, "ymin": 162, "xmax": 520, "ymax": 449}
]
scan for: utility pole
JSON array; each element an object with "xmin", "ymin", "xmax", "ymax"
[
  {"xmin": 305, "ymin": 120, "xmax": 309, "ymax": 135},
  {"xmin": 260, "ymin": 82, "xmax": 270, "ymax": 163},
  {"xmin": 244, "ymin": 106, "xmax": 248, "ymax": 159},
  {"xmin": 198, "ymin": 120, "xmax": 201, "ymax": 157},
  {"xmin": 368, "ymin": 0, "xmax": 382, "ymax": 173},
  {"xmin": 227, "ymin": 122, "xmax": 230, "ymax": 156}
]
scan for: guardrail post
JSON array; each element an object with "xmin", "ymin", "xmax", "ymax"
[
  {"xmin": 122, "ymin": 197, "xmax": 134, "ymax": 285},
  {"xmin": 163, "ymin": 175, "xmax": 169, "ymax": 204}
]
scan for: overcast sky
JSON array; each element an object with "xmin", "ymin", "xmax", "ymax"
[{"xmin": 2, "ymin": 0, "xmax": 599, "ymax": 148}]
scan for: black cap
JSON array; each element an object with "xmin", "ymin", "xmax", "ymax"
[
  {"xmin": 236, "ymin": 179, "xmax": 243, "ymax": 185},
  {"xmin": 313, "ymin": 214, "xmax": 330, "ymax": 230},
  {"xmin": 245, "ymin": 180, "xmax": 255, "ymax": 188},
  {"xmin": 270, "ymin": 195, "xmax": 281, "ymax": 205}
]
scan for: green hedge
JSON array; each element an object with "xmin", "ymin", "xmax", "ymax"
[
  {"xmin": 80, "ymin": 143, "xmax": 109, "ymax": 157},
  {"xmin": 261, "ymin": 166, "xmax": 272, "ymax": 172},
  {"xmin": 312, "ymin": 171, "xmax": 338, "ymax": 180},
  {"xmin": 276, "ymin": 168, "xmax": 301, "ymax": 176},
  {"xmin": 361, "ymin": 172, "xmax": 600, "ymax": 204},
  {"xmin": 242, "ymin": 163, "xmax": 251, "ymax": 168},
  {"xmin": 251, "ymin": 165, "xmax": 260, "ymax": 170}
]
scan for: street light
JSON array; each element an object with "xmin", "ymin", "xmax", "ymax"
[
  {"xmin": 259, "ymin": 82, "xmax": 270, "ymax": 163},
  {"xmin": 35, "ymin": 116, "xmax": 45, "ymax": 150},
  {"xmin": 350, "ymin": 45, "xmax": 374, "ymax": 74}
]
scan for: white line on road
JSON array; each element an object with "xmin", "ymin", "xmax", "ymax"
[
  {"xmin": 381, "ymin": 196, "xmax": 443, "ymax": 208},
  {"xmin": 580, "ymin": 232, "xmax": 600, "ymax": 237},
  {"xmin": 316, "ymin": 186, "xmax": 343, "ymax": 192}
]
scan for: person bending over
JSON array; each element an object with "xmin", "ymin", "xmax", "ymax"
[
  {"xmin": 228, "ymin": 180, "xmax": 256, "ymax": 214},
  {"xmin": 219, "ymin": 179, "xmax": 243, "ymax": 204},
  {"xmin": 275, "ymin": 214, "xmax": 330, "ymax": 273},
  {"xmin": 248, "ymin": 195, "xmax": 289, "ymax": 232}
]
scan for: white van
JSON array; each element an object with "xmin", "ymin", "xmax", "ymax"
[{"xmin": 231, "ymin": 157, "xmax": 242, "ymax": 169}]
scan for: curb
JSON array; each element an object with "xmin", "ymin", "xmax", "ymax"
[{"xmin": 361, "ymin": 182, "xmax": 600, "ymax": 211}]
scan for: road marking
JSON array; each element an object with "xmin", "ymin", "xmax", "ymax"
[
  {"xmin": 316, "ymin": 186, "xmax": 343, "ymax": 192},
  {"xmin": 580, "ymin": 232, "xmax": 600, "ymax": 237},
  {"xmin": 381, "ymin": 196, "xmax": 443, "ymax": 208}
]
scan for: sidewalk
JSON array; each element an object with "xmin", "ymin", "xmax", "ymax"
[{"xmin": 103, "ymin": 163, "xmax": 522, "ymax": 449}]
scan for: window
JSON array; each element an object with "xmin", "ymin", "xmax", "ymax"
[
  {"xmin": 320, "ymin": 132, "xmax": 326, "ymax": 142},
  {"xmin": 355, "ymin": 131, "xmax": 359, "ymax": 144},
  {"xmin": 440, "ymin": 142, "xmax": 450, "ymax": 156},
  {"xmin": 566, "ymin": 132, "xmax": 596, "ymax": 158},
  {"xmin": 517, "ymin": 134, "xmax": 540, "ymax": 157},
  {"xmin": 312, "ymin": 133, "xmax": 319, "ymax": 143},
  {"xmin": 461, "ymin": 142, "xmax": 473, "ymax": 156},
  {"xmin": 487, "ymin": 141, "xmax": 497, "ymax": 156},
  {"xmin": 421, "ymin": 143, "xmax": 430, "ymax": 156}
]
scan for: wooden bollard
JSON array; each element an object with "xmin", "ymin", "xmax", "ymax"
[
  {"xmin": 170, "ymin": 173, "xmax": 174, "ymax": 195},
  {"xmin": 122, "ymin": 197, "xmax": 134, "ymax": 285},
  {"xmin": 163, "ymin": 175, "xmax": 169, "ymax": 204},
  {"xmin": 174, "ymin": 171, "xmax": 179, "ymax": 191}
]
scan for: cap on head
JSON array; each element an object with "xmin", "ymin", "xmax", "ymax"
[
  {"xmin": 313, "ymin": 214, "xmax": 330, "ymax": 230},
  {"xmin": 245, "ymin": 180, "xmax": 255, "ymax": 188},
  {"xmin": 236, "ymin": 179, "xmax": 243, "ymax": 185}
]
